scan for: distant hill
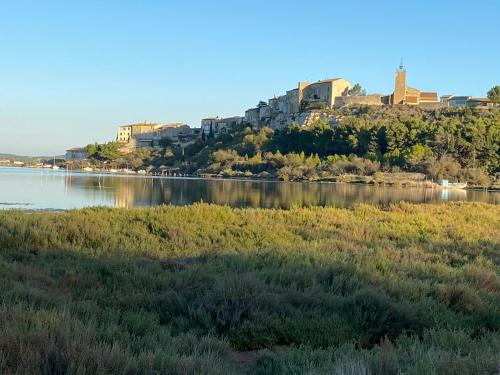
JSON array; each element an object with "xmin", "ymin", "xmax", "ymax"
[{"xmin": 0, "ymin": 153, "xmax": 65, "ymax": 163}]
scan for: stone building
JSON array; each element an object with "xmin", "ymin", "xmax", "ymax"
[
  {"xmin": 390, "ymin": 63, "xmax": 439, "ymax": 105},
  {"xmin": 248, "ymin": 78, "xmax": 351, "ymax": 125},
  {"xmin": 268, "ymin": 97, "xmax": 280, "ymax": 116},
  {"xmin": 285, "ymin": 88, "xmax": 300, "ymax": 114},
  {"xmin": 301, "ymin": 78, "xmax": 352, "ymax": 110},
  {"xmin": 65, "ymin": 147, "xmax": 87, "ymax": 161},
  {"xmin": 117, "ymin": 122, "xmax": 191, "ymax": 150},
  {"xmin": 447, "ymin": 96, "xmax": 471, "ymax": 107},
  {"xmin": 117, "ymin": 122, "xmax": 163, "ymax": 143},
  {"xmin": 441, "ymin": 96, "xmax": 495, "ymax": 108},
  {"xmin": 200, "ymin": 117, "xmax": 220, "ymax": 136},
  {"xmin": 216, "ymin": 116, "xmax": 244, "ymax": 134},
  {"xmin": 201, "ymin": 116, "xmax": 244, "ymax": 136},
  {"xmin": 466, "ymin": 98, "xmax": 495, "ymax": 108},
  {"xmin": 244, "ymin": 108, "xmax": 261, "ymax": 128},
  {"xmin": 241, "ymin": 78, "xmax": 352, "ymax": 130}
]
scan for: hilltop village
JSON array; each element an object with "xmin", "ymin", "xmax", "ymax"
[
  {"xmin": 62, "ymin": 64, "xmax": 497, "ymax": 161},
  {"xmin": 4, "ymin": 65, "xmax": 495, "ymax": 188}
]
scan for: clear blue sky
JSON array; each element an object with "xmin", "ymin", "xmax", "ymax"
[{"xmin": 1, "ymin": 0, "xmax": 499, "ymax": 155}]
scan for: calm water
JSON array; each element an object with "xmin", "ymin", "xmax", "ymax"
[{"xmin": 0, "ymin": 167, "xmax": 498, "ymax": 210}]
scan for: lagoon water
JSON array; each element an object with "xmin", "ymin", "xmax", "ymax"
[{"xmin": 0, "ymin": 166, "xmax": 498, "ymax": 210}]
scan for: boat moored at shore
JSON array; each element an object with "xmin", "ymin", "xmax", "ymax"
[{"xmin": 433, "ymin": 179, "xmax": 468, "ymax": 189}]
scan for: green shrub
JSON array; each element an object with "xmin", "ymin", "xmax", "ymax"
[{"xmin": 0, "ymin": 203, "xmax": 498, "ymax": 373}]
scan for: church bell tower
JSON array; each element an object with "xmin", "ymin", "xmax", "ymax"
[{"xmin": 393, "ymin": 59, "xmax": 406, "ymax": 105}]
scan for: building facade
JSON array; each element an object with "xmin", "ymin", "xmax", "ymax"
[
  {"xmin": 466, "ymin": 98, "xmax": 495, "ymax": 108},
  {"xmin": 117, "ymin": 122, "xmax": 191, "ymax": 150},
  {"xmin": 201, "ymin": 116, "xmax": 244, "ymax": 136},
  {"xmin": 441, "ymin": 95, "xmax": 495, "ymax": 108},
  {"xmin": 301, "ymin": 78, "xmax": 352, "ymax": 110},
  {"xmin": 390, "ymin": 63, "xmax": 439, "ymax": 105},
  {"xmin": 117, "ymin": 123, "xmax": 163, "ymax": 143},
  {"xmin": 200, "ymin": 118, "xmax": 219, "ymax": 136},
  {"xmin": 244, "ymin": 108, "xmax": 261, "ymax": 128},
  {"xmin": 65, "ymin": 148, "xmax": 87, "ymax": 161}
]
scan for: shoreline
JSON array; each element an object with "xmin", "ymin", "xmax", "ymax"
[{"xmin": 1, "ymin": 165, "xmax": 499, "ymax": 191}]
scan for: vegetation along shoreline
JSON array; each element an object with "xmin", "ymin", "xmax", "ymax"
[
  {"xmin": 7, "ymin": 106, "xmax": 499, "ymax": 189},
  {"xmin": 81, "ymin": 106, "xmax": 500, "ymax": 190}
]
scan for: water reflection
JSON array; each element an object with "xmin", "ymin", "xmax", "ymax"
[{"xmin": 0, "ymin": 167, "xmax": 498, "ymax": 210}]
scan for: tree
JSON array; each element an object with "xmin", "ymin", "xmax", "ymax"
[
  {"xmin": 403, "ymin": 144, "xmax": 434, "ymax": 172},
  {"xmin": 84, "ymin": 143, "xmax": 98, "ymax": 158},
  {"xmin": 208, "ymin": 123, "xmax": 214, "ymax": 139},
  {"xmin": 97, "ymin": 142, "xmax": 122, "ymax": 161},
  {"xmin": 426, "ymin": 156, "xmax": 461, "ymax": 180},
  {"xmin": 487, "ymin": 86, "xmax": 500, "ymax": 104},
  {"xmin": 462, "ymin": 168, "xmax": 491, "ymax": 186},
  {"xmin": 349, "ymin": 83, "xmax": 367, "ymax": 96}
]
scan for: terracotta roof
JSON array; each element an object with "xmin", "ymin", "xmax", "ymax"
[
  {"xmin": 468, "ymin": 98, "xmax": 491, "ymax": 103},
  {"xmin": 160, "ymin": 123, "xmax": 188, "ymax": 128},
  {"xmin": 120, "ymin": 122, "xmax": 160, "ymax": 128},
  {"xmin": 420, "ymin": 92, "xmax": 438, "ymax": 101},
  {"xmin": 449, "ymin": 96, "xmax": 471, "ymax": 101}
]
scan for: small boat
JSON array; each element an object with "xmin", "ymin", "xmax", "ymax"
[
  {"xmin": 433, "ymin": 179, "xmax": 467, "ymax": 189},
  {"xmin": 51, "ymin": 156, "xmax": 60, "ymax": 170}
]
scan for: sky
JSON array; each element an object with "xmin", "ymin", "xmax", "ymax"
[{"xmin": 0, "ymin": 0, "xmax": 499, "ymax": 156}]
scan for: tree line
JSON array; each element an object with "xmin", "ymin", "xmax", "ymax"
[{"xmin": 186, "ymin": 106, "xmax": 499, "ymax": 184}]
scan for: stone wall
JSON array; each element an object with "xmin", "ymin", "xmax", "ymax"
[
  {"xmin": 418, "ymin": 102, "xmax": 447, "ymax": 110},
  {"xmin": 335, "ymin": 94, "xmax": 383, "ymax": 107},
  {"xmin": 301, "ymin": 79, "xmax": 352, "ymax": 109}
]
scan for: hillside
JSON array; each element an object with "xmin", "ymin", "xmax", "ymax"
[
  {"xmin": 188, "ymin": 106, "xmax": 499, "ymax": 178},
  {"xmin": 93, "ymin": 106, "xmax": 499, "ymax": 187},
  {"xmin": 0, "ymin": 203, "xmax": 499, "ymax": 373},
  {"xmin": 0, "ymin": 153, "xmax": 64, "ymax": 163}
]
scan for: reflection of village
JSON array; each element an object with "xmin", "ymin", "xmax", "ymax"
[{"xmin": 59, "ymin": 174, "xmax": 499, "ymax": 210}]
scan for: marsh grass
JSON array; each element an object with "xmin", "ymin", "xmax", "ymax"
[{"xmin": 0, "ymin": 203, "xmax": 499, "ymax": 374}]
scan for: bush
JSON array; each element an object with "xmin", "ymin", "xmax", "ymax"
[
  {"xmin": 462, "ymin": 168, "xmax": 491, "ymax": 186},
  {"xmin": 426, "ymin": 156, "xmax": 462, "ymax": 180},
  {"xmin": 0, "ymin": 203, "xmax": 499, "ymax": 373}
]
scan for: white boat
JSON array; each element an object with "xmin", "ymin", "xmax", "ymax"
[{"xmin": 433, "ymin": 180, "xmax": 467, "ymax": 189}]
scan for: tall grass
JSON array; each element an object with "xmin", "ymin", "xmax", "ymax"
[{"xmin": 0, "ymin": 203, "xmax": 499, "ymax": 373}]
